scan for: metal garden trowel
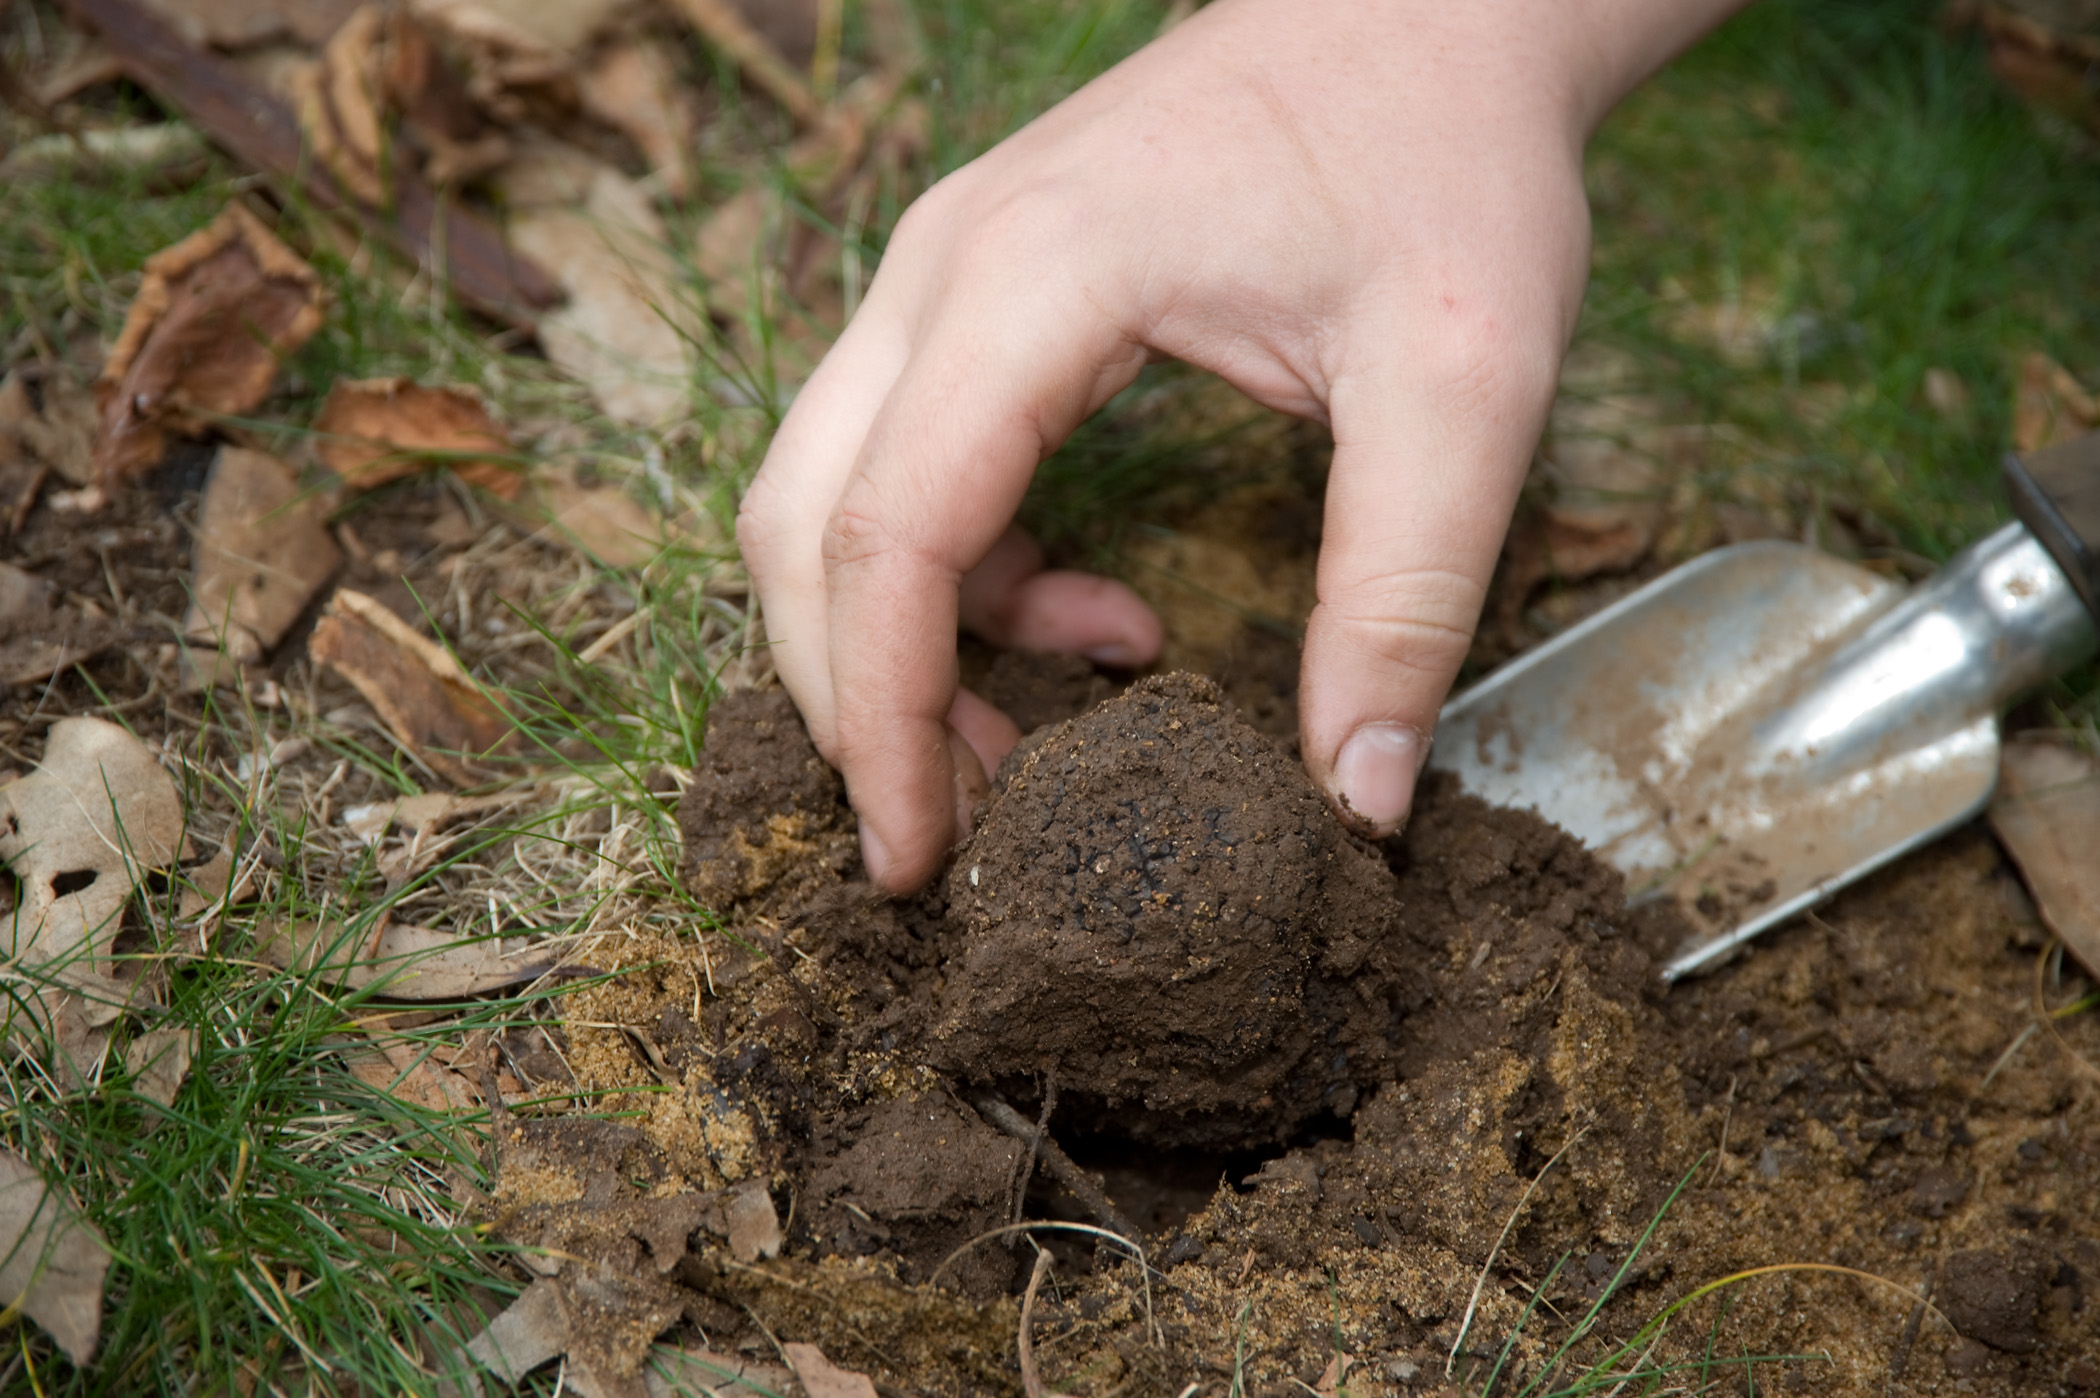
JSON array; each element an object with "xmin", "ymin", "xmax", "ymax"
[{"xmin": 1430, "ymin": 432, "xmax": 2100, "ymax": 983}]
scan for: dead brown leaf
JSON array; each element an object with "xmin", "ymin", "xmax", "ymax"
[
  {"xmin": 123, "ymin": 1026, "xmax": 195, "ymax": 1109},
  {"xmin": 93, "ymin": 204, "xmax": 324, "ymax": 490},
  {"xmin": 784, "ymin": 1342, "xmax": 878, "ymax": 1398},
  {"xmin": 503, "ymin": 148, "xmax": 693, "ymax": 426},
  {"xmin": 383, "ymin": 7, "xmax": 510, "ymax": 183},
  {"xmin": 1990, "ymin": 736, "xmax": 2100, "ymax": 979},
  {"xmin": 308, "ymin": 588, "xmax": 516, "ymax": 784},
  {"xmin": 134, "ymin": 0, "xmax": 359, "ymax": 48},
  {"xmin": 0, "ymin": 562, "xmax": 120, "ymax": 685},
  {"xmin": 2013, "ymin": 352, "xmax": 2100, "ymax": 455},
  {"xmin": 671, "ymin": 0, "xmax": 826, "ymax": 127},
  {"xmin": 313, "ymin": 377, "xmax": 522, "ymax": 497},
  {"xmin": 1972, "ymin": 2, "xmax": 2100, "ymax": 134},
  {"xmin": 2, "ymin": 370, "xmax": 103, "ymax": 490},
  {"xmin": 577, "ymin": 39, "xmax": 696, "ymax": 199},
  {"xmin": 0, "ymin": 1147, "xmax": 112, "ymax": 1365},
  {"xmin": 0, "ymin": 718, "xmax": 187, "ymax": 969},
  {"xmin": 255, "ymin": 916, "xmax": 560, "ymax": 999},
  {"xmin": 724, "ymin": 1179, "xmax": 782, "ymax": 1262},
  {"xmin": 184, "ymin": 445, "xmax": 343, "ymax": 664},
  {"xmin": 496, "ymin": 466, "xmax": 668, "ymax": 568}
]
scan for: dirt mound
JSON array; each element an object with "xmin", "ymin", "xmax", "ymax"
[
  {"xmin": 933, "ymin": 673, "xmax": 1407, "ymax": 1143},
  {"xmin": 515, "ymin": 671, "xmax": 2100, "ymax": 1397}
]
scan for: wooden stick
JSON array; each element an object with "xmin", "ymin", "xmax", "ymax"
[{"xmin": 973, "ymin": 1094, "xmax": 1141, "ymax": 1242}]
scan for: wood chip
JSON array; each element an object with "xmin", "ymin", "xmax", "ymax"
[
  {"xmin": 314, "ymin": 377, "xmax": 521, "ymax": 497},
  {"xmin": 1990, "ymin": 736, "xmax": 2100, "ymax": 978},
  {"xmin": 93, "ymin": 203, "xmax": 324, "ymax": 489},
  {"xmin": 0, "ymin": 1147, "xmax": 112, "ymax": 1365},
  {"xmin": 308, "ymin": 588, "xmax": 516, "ymax": 784},
  {"xmin": 185, "ymin": 445, "xmax": 342, "ymax": 663}
]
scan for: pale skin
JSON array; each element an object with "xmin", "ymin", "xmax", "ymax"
[{"xmin": 738, "ymin": 0, "xmax": 1749, "ymax": 894}]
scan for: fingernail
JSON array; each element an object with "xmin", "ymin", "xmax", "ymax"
[
  {"xmin": 858, "ymin": 818, "xmax": 894, "ymax": 887},
  {"xmin": 1083, "ymin": 642, "xmax": 1140, "ymax": 668},
  {"xmin": 1332, "ymin": 724, "xmax": 1429, "ymax": 835}
]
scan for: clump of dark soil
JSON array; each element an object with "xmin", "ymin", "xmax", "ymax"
[
  {"xmin": 522, "ymin": 668, "xmax": 2100, "ymax": 1398},
  {"xmin": 934, "ymin": 673, "xmax": 1413, "ymax": 1144}
]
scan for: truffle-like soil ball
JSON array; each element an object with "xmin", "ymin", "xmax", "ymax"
[{"xmin": 933, "ymin": 673, "xmax": 1399, "ymax": 1143}]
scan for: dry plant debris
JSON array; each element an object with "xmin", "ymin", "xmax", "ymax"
[
  {"xmin": 0, "ymin": 562, "xmax": 119, "ymax": 686},
  {"xmin": 784, "ymin": 1341, "xmax": 880, "ymax": 1398},
  {"xmin": 308, "ymin": 587, "xmax": 517, "ymax": 784},
  {"xmin": 313, "ymin": 376, "xmax": 521, "ymax": 497},
  {"xmin": 1989, "ymin": 736, "xmax": 2100, "ymax": 979},
  {"xmin": 0, "ymin": 1147, "xmax": 113, "ymax": 1366},
  {"xmin": 92, "ymin": 203, "xmax": 324, "ymax": 491},
  {"xmin": 0, "ymin": 717, "xmax": 186, "ymax": 969},
  {"xmin": 2013, "ymin": 352, "xmax": 2100, "ymax": 454},
  {"xmin": 184, "ymin": 444, "xmax": 343, "ymax": 666},
  {"xmin": 255, "ymin": 916, "xmax": 562, "ymax": 998},
  {"xmin": 494, "ymin": 466, "xmax": 677, "ymax": 568},
  {"xmin": 121, "ymin": 1025, "xmax": 195, "ymax": 1110}
]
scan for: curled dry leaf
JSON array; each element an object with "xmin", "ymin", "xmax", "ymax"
[
  {"xmin": 94, "ymin": 203, "xmax": 324, "ymax": 489},
  {"xmin": 255, "ymin": 916, "xmax": 561, "ymax": 999},
  {"xmin": 1989, "ymin": 736, "xmax": 2100, "ymax": 979},
  {"xmin": 383, "ymin": 6, "xmax": 510, "ymax": 183},
  {"xmin": 2013, "ymin": 352, "xmax": 2100, "ymax": 455},
  {"xmin": 291, "ymin": 3, "xmax": 389, "ymax": 205},
  {"xmin": 503, "ymin": 147, "xmax": 693, "ymax": 426},
  {"xmin": 0, "ymin": 562, "xmax": 120, "ymax": 685},
  {"xmin": 0, "ymin": 718, "xmax": 186, "ymax": 969},
  {"xmin": 577, "ymin": 39, "xmax": 694, "ymax": 199},
  {"xmin": 308, "ymin": 588, "xmax": 516, "ymax": 784},
  {"xmin": 185, "ymin": 445, "xmax": 343, "ymax": 665},
  {"xmin": 313, "ymin": 376, "xmax": 521, "ymax": 497},
  {"xmin": 784, "ymin": 1342, "xmax": 879, "ymax": 1398},
  {"xmin": 0, "ymin": 1148, "xmax": 112, "ymax": 1366}
]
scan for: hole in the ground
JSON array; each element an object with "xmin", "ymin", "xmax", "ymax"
[{"xmin": 1024, "ymin": 1112, "xmax": 1357, "ymax": 1243}]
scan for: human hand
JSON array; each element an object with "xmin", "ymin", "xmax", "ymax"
[{"xmin": 738, "ymin": 0, "xmax": 1745, "ymax": 892}]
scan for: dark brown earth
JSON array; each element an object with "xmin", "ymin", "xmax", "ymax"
[{"xmin": 527, "ymin": 660, "xmax": 2100, "ymax": 1398}]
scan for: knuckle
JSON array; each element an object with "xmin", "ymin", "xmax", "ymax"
[
  {"xmin": 1318, "ymin": 565, "xmax": 1484, "ymax": 677},
  {"xmin": 820, "ymin": 500, "xmax": 904, "ymax": 575}
]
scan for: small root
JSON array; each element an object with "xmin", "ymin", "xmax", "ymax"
[{"xmin": 973, "ymin": 1092, "xmax": 1140, "ymax": 1241}]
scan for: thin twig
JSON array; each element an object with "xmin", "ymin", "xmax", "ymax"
[
  {"xmin": 1008, "ymin": 1076, "xmax": 1057, "ymax": 1228},
  {"xmin": 930, "ymin": 1221, "xmax": 1161, "ymax": 1349},
  {"xmin": 1019, "ymin": 1249, "xmax": 1056, "ymax": 1398},
  {"xmin": 974, "ymin": 1092, "xmax": 1140, "ymax": 1241}
]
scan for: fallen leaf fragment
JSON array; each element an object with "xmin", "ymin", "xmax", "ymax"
[
  {"xmin": 496, "ymin": 466, "xmax": 668, "ymax": 567},
  {"xmin": 459, "ymin": 1266, "xmax": 683, "ymax": 1396},
  {"xmin": 123, "ymin": 1026, "xmax": 194, "ymax": 1109},
  {"xmin": 465, "ymin": 1278, "xmax": 565, "ymax": 1381},
  {"xmin": 503, "ymin": 148, "xmax": 693, "ymax": 426},
  {"xmin": 1989, "ymin": 736, "xmax": 2100, "ymax": 979},
  {"xmin": 0, "ymin": 1148, "xmax": 112, "ymax": 1365},
  {"xmin": 308, "ymin": 589, "xmax": 516, "ymax": 784},
  {"xmin": 383, "ymin": 7, "xmax": 509, "ymax": 183},
  {"xmin": 724, "ymin": 1179, "xmax": 782, "ymax": 1262},
  {"xmin": 314, "ymin": 377, "xmax": 521, "ymax": 497},
  {"xmin": 185, "ymin": 445, "xmax": 342, "ymax": 665},
  {"xmin": 2013, "ymin": 352, "xmax": 2100, "ymax": 455},
  {"xmin": 134, "ymin": 0, "xmax": 359, "ymax": 49},
  {"xmin": 671, "ymin": 0, "xmax": 827, "ymax": 127},
  {"xmin": 94, "ymin": 203, "xmax": 324, "ymax": 489},
  {"xmin": 784, "ymin": 1342, "xmax": 878, "ymax": 1398},
  {"xmin": 643, "ymin": 1345, "xmax": 793, "ymax": 1397},
  {"xmin": 0, "ymin": 718, "xmax": 186, "ymax": 968},
  {"xmin": 1971, "ymin": 3, "xmax": 2100, "ymax": 135},
  {"xmin": 256, "ymin": 917, "xmax": 558, "ymax": 998},
  {"xmin": 0, "ymin": 124, "xmax": 210, "ymax": 182},
  {"xmin": 1, "ymin": 369, "xmax": 99, "ymax": 489},
  {"xmin": 292, "ymin": 2, "xmax": 389, "ymax": 205},
  {"xmin": 577, "ymin": 40, "xmax": 694, "ymax": 199},
  {"xmin": 0, "ymin": 563, "xmax": 120, "ymax": 686}
]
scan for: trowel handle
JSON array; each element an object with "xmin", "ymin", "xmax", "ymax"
[{"xmin": 2006, "ymin": 431, "xmax": 2100, "ymax": 625}]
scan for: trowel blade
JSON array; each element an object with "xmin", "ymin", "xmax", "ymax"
[{"xmin": 1431, "ymin": 543, "xmax": 2000, "ymax": 980}]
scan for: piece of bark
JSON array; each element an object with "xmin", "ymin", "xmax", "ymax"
[
  {"xmin": 69, "ymin": 0, "xmax": 560, "ymax": 327},
  {"xmin": 313, "ymin": 377, "xmax": 521, "ymax": 497},
  {"xmin": 1990, "ymin": 737, "xmax": 2100, "ymax": 979},
  {"xmin": 93, "ymin": 203, "xmax": 324, "ymax": 489},
  {"xmin": 185, "ymin": 445, "xmax": 342, "ymax": 663},
  {"xmin": 308, "ymin": 588, "xmax": 516, "ymax": 785}
]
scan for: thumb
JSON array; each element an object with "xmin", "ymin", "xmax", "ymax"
[{"xmin": 1298, "ymin": 360, "xmax": 1548, "ymax": 836}]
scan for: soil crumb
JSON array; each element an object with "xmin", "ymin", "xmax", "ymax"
[{"xmin": 537, "ymin": 671, "xmax": 2100, "ymax": 1398}]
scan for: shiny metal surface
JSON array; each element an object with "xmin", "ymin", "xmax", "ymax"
[{"xmin": 1431, "ymin": 522, "xmax": 2098, "ymax": 983}]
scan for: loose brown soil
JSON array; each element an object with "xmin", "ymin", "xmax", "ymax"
[{"xmin": 523, "ymin": 659, "xmax": 2100, "ymax": 1398}]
